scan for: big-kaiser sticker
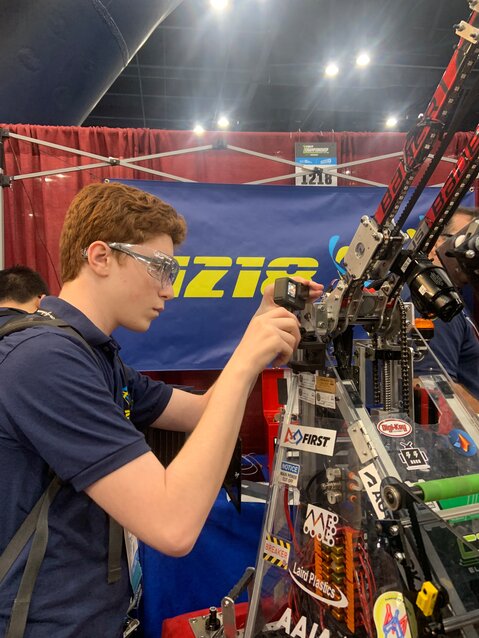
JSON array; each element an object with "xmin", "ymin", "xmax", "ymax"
[{"xmin": 377, "ymin": 418, "xmax": 412, "ymax": 438}]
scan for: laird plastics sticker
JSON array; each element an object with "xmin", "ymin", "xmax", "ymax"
[
  {"xmin": 289, "ymin": 561, "xmax": 348, "ymax": 608},
  {"xmin": 279, "ymin": 460, "xmax": 300, "ymax": 487}
]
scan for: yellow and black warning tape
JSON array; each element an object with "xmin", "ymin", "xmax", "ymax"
[{"xmin": 263, "ymin": 532, "xmax": 291, "ymax": 570}]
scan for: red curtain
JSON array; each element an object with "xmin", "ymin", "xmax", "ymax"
[
  {"xmin": 2, "ymin": 124, "xmax": 475, "ymax": 293},
  {"xmin": 1, "ymin": 124, "xmax": 475, "ymax": 453}
]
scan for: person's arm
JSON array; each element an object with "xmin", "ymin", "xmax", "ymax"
[
  {"xmin": 148, "ymin": 387, "xmax": 212, "ymax": 433},
  {"xmin": 149, "ymin": 278, "xmax": 324, "ymax": 434},
  {"xmin": 85, "ymin": 306, "xmax": 300, "ymax": 556},
  {"xmin": 452, "ymin": 381, "xmax": 479, "ymax": 414}
]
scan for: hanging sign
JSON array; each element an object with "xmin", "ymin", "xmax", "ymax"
[{"xmin": 295, "ymin": 142, "xmax": 337, "ymax": 186}]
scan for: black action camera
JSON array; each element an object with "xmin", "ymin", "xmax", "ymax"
[{"xmin": 273, "ymin": 277, "xmax": 310, "ymax": 312}]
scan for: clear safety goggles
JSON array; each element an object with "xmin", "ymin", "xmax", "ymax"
[{"xmin": 107, "ymin": 242, "xmax": 180, "ymax": 286}]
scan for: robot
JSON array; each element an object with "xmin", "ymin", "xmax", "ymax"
[{"xmin": 191, "ymin": 3, "xmax": 479, "ymax": 637}]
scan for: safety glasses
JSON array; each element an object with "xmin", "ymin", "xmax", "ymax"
[{"xmin": 107, "ymin": 242, "xmax": 180, "ymax": 286}]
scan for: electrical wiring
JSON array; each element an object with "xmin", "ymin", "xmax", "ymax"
[
  {"xmin": 241, "ymin": 453, "xmax": 265, "ymax": 478},
  {"xmin": 282, "ymin": 497, "xmax": 377, "ymax": 638}
]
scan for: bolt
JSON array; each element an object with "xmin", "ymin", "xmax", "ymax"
[
  {"xmin": 205, "ymin": 606, "xmax": 221, "ymax": 631},
  {"xmin": 389, "ymin": 524, "xmax": 400, "ymax": 536}
]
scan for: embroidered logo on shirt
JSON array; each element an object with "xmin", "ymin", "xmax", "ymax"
[{"xmin": 122, "ymin": 386, "xmax": 132, "ymax": 420}]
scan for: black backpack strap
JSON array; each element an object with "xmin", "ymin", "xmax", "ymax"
[
  {"xmin": 108, "ymin": 358, "xmax": 129, "ymax": 585},
  {"xmin": 108, "ymin": 518, "xmax": 123, "ymax": 584},
  {"xmin": 0, "ymin": 476, "xmax": 62, "ymax": 638},
  {"xmin": 0, "ymin": 314, "xmax": 124, "ymax": 636},
  {"xmin": 0, "ymin": 317, "xmax": 96, "ymax": 358}
]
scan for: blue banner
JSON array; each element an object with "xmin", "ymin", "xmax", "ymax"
[{"xmin": 112, "ymin": 181, "xmax": 473, "ymax": 370}]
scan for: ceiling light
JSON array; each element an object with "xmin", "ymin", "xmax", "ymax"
[
  {"xmin": 193, "ymin": 124, "xmax": 205, "ymax": 135},
  {"xmin": 324, "ymin": 62, "xmax": 339, "ymax": 77},
  {"xmin": 210, "ymin": 0, "xmax": 229, "ymax": 10},
  {"xmin": 217, "ymin": 116, "xmax": 230, "ymax": 129},
  {"xmin": 385, "ymin": 116, "xmax": 398, "ymax": 128},
  {"xmin": 356, "ymin": 52, "xmax": 370, "ymax": 67}
]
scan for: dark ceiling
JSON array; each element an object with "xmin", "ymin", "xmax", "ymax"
[{"xmin": 83, "ymin": 0, "xmax": 479, "ymax": 133}]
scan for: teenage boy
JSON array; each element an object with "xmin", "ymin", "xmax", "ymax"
[{"xmin": 0, "ymin": 181, "xmax": 323, "ymax": 637}]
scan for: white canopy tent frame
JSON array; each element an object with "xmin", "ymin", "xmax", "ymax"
[{"xmin": 0, "ymin": 129, "xmax": 459, "ymax": 267}]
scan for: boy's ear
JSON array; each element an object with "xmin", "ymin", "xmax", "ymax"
[{"xmin": 84, "ymin": 241, "xmax": 113, "ymax": 276}]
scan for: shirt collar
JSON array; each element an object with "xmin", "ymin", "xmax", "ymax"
[
  {"xmin": 39, "ymin": 296, "xmax": 120, "ymax": 351},
  {"xmin": 0, "ymin": 307, "xmax": 28, "ymax": 316}
]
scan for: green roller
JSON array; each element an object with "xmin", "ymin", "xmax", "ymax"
[{"xmin": 415, "ymin": 474, "xmax": 479, "ymax": 502}]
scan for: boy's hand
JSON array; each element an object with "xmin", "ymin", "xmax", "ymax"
[{"xmin": 233, "ymin": 307, "xmax": 301, "ymax": 373}]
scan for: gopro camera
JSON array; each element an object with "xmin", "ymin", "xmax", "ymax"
[{"xmin": 273, "ymin": 277, "xmax": 310, "ymax": 312}]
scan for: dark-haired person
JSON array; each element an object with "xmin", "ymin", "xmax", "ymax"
[
  {"xmin": 415, "ymin": 207, "xmax": 479, "ymax": 412},
  {"xmin": 0, "ymin": 265, "xmax": 49, "ymax": 314},
  {"xmin": 0, "ymin": 181, "xmax": 323, "ymax": 637}
]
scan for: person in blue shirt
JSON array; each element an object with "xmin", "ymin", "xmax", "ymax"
[
  {"xmin": 414, "ymin": 206, "xmax": 479, "ymax": 412},
  {"xmin": 0, "ymin": 181, "xmax": 323, "ymax": 637},
  {"xmin": 0, "ymin": 265, "xmax": 49, "ymax": 314}
]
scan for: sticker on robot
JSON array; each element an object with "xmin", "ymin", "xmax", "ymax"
[
  {"xmin": 289, "ymin": 562, "xmax": 348, "ymax": 608},
  {"xmin": 280, "ymin": 425, "xmax": 337, "ymax": 456},
  {"xmin": 377, "ymin": 418, "xmax": 412, "ymax": 438},
  {"xmin": 448, "ymin": 429, "xmax": 478, "ymax": 457},
  {"xmin": 316, "ymin": 375, "xmax": 336, "ymax": 394},
  {"xmin": 398, "ymin": 441, "xmax": 430, "ymax": 471},
  {"xmin": 268, "ymin": 607, "xmax": 330, "ymax": 638},
  {"xmin": 373, "ymin": 591, "xmax": 417, "ymax": 638},
  {"xmin": 358, "ymin": 463, "xmax": 386, "ymax": 519},
  {"xmin": 316, "ymin": 390, "xmax": 335, "ymax": 409},
  {"xmin": 303, "ymin": 504, "xmax": 338, "ymax": 546},
  {"xmin": 263, "ymin": 533, "xmax": 290, "ymax": 570},
  {"xmin": 279, "ymin": 460, "xmax": 300, "ymax": 487},
  {"xmin": 298, "ymin": 386, "xmax": 316, "ymax": 405},
  {"xmin": 299, "ymin": 372, "xmax": 316, "ymax": 390}
]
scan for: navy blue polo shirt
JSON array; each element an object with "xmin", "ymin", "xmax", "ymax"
[
  {"xmin": 0, "ymin": 297, "xmax": 173, "ymax": 637},
  {"xmin": 414, "ymin": 309, "xmax": 479, "ymax": 400}
]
